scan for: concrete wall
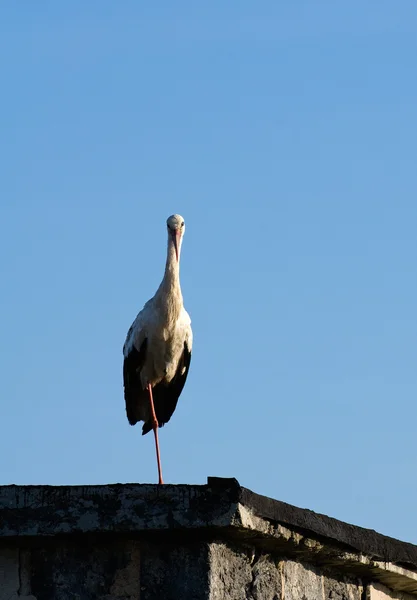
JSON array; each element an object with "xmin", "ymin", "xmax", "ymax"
[
  {"xmin": 0, "ymin": 540, "xmax": 367, "ymax": 600},
  {"xmin": 4, "ymin": 538, "xmax": 413, "ymax": 600},
  {"xmin": 0, "ymin": 478, "xmax": 416, "ymax": 600},
  {"xmin": 208, "ymin": 542, "xmax": 364, "ymax": 600}
]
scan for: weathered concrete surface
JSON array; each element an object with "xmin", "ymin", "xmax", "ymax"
[
  {"xmin": 0, "ymin": 548, "xmax": 36, "ymax": 600},
  {"xmin": 0, "ymin": 477, "xmax": 416, "ymax": 599},
  {"xmin": 208, "ymin": 547, "xmax": 365, "ymax": 600},
  {"xmin": 0, "ymin": 480, "xmax": 238, "ymax": 536},
  {"xmin": 208, "ymin": 542, "xmax": 282, "ymax": 600},
  {"xmin": 238, "ymin": 484, "xmax": 417, "ymax": 570},
  {"xmin": 323, "ymin": 570, "xmax": 363, "ymax": 600},
  {"xmin": 2, "ymin": 477, "xmax": 416, "ymax": 571},
  {"xmin": 30, "ymin": 540, "xmax": 141, "ymax": 600},
  {"xmin": 139, "ymin": 541, "xmax": 209, "ymax": 600},
  {"xmin": 368, "ymin": 582, "xmax": 416, "ymax": 600}
]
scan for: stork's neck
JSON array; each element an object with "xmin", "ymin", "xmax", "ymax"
[
  {"xmin": 163, "ymin": 240, "xmax": 181, "ymax": 290},
  {"xmin": 156, "ymin": 236, "xmax": 183, "ymax": 311}
]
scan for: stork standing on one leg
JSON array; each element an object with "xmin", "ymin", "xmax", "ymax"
[{"xmin": 123, "ymin": 214, "xmax": 192, "ymax": 485}]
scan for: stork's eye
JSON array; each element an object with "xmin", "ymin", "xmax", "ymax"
[{"xmin": 181, "ymin": 221, "xmax": 184, "ymax": 227}]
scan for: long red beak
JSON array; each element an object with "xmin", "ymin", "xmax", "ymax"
[{"xmin": 172, "ymin": 230, "xmax": 180, "ymax": 261}]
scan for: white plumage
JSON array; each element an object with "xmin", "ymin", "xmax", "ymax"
[{"xmin": 122, "ymin": 214, "xmax": 192, "ymax": 483}]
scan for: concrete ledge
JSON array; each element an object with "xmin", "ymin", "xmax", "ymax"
[
  {"xmin": 1, "ymin": 477, "xmax": 416, "ymax": 599},
  {"xmin": 237, "ymin": 482, "xmax": 417, "ymax": 568}
]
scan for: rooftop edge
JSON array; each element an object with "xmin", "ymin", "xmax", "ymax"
[{"xmin": 0, "ymin": 476, "xmax": 415, "ymax": 575}]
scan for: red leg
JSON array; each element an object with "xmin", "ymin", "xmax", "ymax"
[{"xmin": 147, "ymin": 384, "xmax": 164, "ymax": 485}]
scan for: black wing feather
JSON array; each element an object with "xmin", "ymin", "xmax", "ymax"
[
  {"xmin": 142, "ymin": 341, "xmax": 192, "ymax": 435},
  {"xmin": 123, "ymin": 338, "xmax": 148, "ymax": 425}
]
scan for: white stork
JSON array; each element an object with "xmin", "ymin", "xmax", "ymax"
[{"xmin": 123, "ymin": 214, "xmax": 192, "ymax": 484}]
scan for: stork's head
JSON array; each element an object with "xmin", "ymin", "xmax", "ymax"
[{"xmin": 167, "ymin": 214, "xmax": 185, "ymax": 261}]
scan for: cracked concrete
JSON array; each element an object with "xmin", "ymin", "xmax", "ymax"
[{"xmin": 208, "ymin": 543, "xmax": 284, "ymax": 600}]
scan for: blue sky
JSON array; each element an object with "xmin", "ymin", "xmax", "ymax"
[{"xmin": 1, "ymin": 1, "xmax": 417, "ymax": 544}]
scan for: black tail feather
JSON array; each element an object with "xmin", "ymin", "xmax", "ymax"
[{"xmin": 142, "ymin": 420, "xmax": 163, "ymax": 436}]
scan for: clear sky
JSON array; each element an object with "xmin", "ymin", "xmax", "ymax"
[{"xmin": 1, "ymin": 1, "xmax": 417, "ymax": 545}]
